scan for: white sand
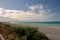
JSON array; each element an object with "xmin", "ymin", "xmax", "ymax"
[
  {"xmin": 21, "ymin": 24, "xmax": 60, "ymax": 40},
  {"xmin": 36, "ymin": 25, "xmax": 60, "ymax": 40}
]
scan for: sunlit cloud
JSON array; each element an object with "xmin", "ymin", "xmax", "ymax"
[{"xmin": 0, "ymin": 4, "xmax": 57, "ymax": 21}]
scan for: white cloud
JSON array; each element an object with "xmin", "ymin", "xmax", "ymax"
[
  {"xmin": 28, "ymin": 4, "xmax": 44, "ymax": 11},
  {"xmin": 0, "ymin": 4, "xmax": 55, "ymax": 21},
  {"xmin": 28, "ymin": 5, "xmax": 36, "ymax": 11},
  {"xmin": 0, "ymin": 8, "xmax": 4, "ymax": 11}
]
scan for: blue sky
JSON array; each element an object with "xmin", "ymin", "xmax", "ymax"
[{"xmin": 0, "ymin": 0, "xmax": 60, "ymax": 22}]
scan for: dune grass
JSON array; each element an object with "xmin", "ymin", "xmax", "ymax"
[{"xmin": 0, "ymin": 22, "xmax": 49, "ymax": 40}]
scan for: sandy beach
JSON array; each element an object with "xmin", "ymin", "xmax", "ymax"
[
  {"xmin": 21, "ymin": 24, "xmax": 60, "ymax": 40},
  {"xmin": 36, "ymin": 25, "xmax": 60, "ymax": 40}
]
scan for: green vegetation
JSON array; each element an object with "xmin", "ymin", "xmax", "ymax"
[{"xmin": 0, "ymin": 22, "xmax": 49, "ymax": 40}]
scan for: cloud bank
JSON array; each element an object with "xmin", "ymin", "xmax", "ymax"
[{"xmin": 0, "ymin": 4, "xmax": 57, "ymax": 22}]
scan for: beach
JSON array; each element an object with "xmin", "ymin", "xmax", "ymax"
[
  {"xmin": 4, "ymin": 21, "xmax": 60, "ymax": 40},
  {"xmin": 35, "ymin": 25, "xmax": 60, "ymax": 40},
  {"xmin": 20, "ymin": 24, "xmax": 60, "ymax": 40},
  {"xmin": 0, "ymin": 22, "xmax": 60, "ymax": 40}
]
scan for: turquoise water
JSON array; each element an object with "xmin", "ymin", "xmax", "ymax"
[{"xmin": 16, "ymin": 22, "xmax": 60, "ymax": 26}]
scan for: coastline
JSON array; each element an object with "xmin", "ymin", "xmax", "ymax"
[
  {"xmin": 1, "ymin": 22, "xmax": 60, "ymax": 40},
  {"xmin": 20, "ymin": 24, "xmax": 60, "ymax": 40},
  {"xmin": 31, "ymin": 25, "xmax": 60, "ymax": 40}
]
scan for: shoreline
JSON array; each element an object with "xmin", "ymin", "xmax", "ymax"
[
  {"xmin": 35, "ymin": 25, "xmax": 60, "ymax": 40},
  {"xmin": 21, "ymin": 24, "xmax": 60, "ymax": 40},
  {"xmin": 1, "ymin": 22, "xmax": 60, "ymax": 40}
]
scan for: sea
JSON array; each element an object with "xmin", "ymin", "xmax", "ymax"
[{"xmin": 16, "ymin": 22, "xmax": 60, "ymax": 26}]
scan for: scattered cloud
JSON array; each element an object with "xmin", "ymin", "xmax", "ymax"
[
  {"xmin": 0, "ymin": 4, "xmax": 58, "ymax": 22},
  {"xmin": 28, "ymin": 4, "xmax": 44, "ymax": 11}
]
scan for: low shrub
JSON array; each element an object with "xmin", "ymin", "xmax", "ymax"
[{"xmin": 0, "ymin": 23, "xmax": 49, "ymax": 40}]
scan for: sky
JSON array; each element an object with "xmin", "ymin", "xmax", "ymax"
[{"xmin": 0, "ymin": 0, "xmax": 60, "ymax": 22}]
